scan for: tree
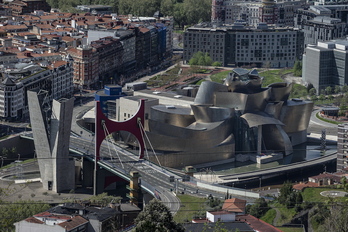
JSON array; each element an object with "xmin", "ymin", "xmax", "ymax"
[
  {"xmin": 189, "ymin": 51, "xmax": 214, "ymax": 66},
  {"xmin": 88, "ymin": 192, "xmax": 122, "ymax": 207},
  {"xmin": 278, "ymin": 181, "xmax": 293, "ymax": 205},
  {"xmin": 212, "ymin": 61, "xmax": 222, "ymax": 67},
  {"xmin": 325, "ymin": 86, "xmax": 332, "ymax": 95},
  {"xmin": 309, "ymin": 88, "xmax": 316, "ymax": 96},
  {"xmin": 0, "ymin": 200, "xmax": 50, "ymax": 230},
  {"xmin": 318, "ymin": 204, "xmax": 348, "ymax": 232},
  {"xmin": 160, "ymin": 0, "xmax": 175, "ymax": 16},
  {"xmin": 173, "ymin": 2, "xmax": 187, "ymax": 29},
  {"xmin": 246, "ymin": 197, "xmax": 270, "ymax": 218},
  {"xmin": 319, "ymin": 94, "xmax": 326, "ymax": 101},
  {"xmin": 118, "ymin": 0, "xmax": 133, "ymax": 14},
  {"xmin": 311, "ymin": 95, "xmax": 318, "ymax": 101},
  {"xmin": 343, "ymin": 84, "xmax": 348, "ymax": 93},
  {"xmin": 293, "ymin": 60, "xmax": 302, "ymax": 77},
  {"xmin": 134, "ymin": 199, "xmax": 184, "ymax": 232},
  {"xmin": 183, "ymin": 0, "xmax": 211, "ymax": 25},
  {"xmin": 310, "ymin": 203, "xmax": 330, "ymax": 231},
  {"xmin": 207, "ymin": 197, "xmax": 222, "ymax": 209},
  {"xmin": 203, "ymin": 52, "xmax": 213, "ymax": 66},
  {"xmin": 335, "ymin": 85, "xmax": 341, "ymax": 94}
]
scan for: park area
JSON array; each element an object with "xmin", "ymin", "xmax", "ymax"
[{"xmin": 145, "ymin": 65, "xmax": 309, "ymax": 99}]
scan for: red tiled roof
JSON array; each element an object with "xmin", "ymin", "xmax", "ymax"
[
  {"xmin": 236, "ymin": 214, "xmax": 283, "ymax": 232},
  {"xmin": 293, "ymin": 182, "xmax": 319, "ymax": 191},
  {"xmin": 310, "ymin": 173, "xmax": 341, "ymax": 181},
  {"xmin": 48, "ymin": 60, "xmax": 67, "ymax": 69},
  {"xmin": 61, "ymin": 36, "xmax": 75, "ymax": 42},
  {"xmin": 2, "ymin": 24, "xmax": 28, "ymax": 31},
  {"xmin": 139, "ymin": 27, "xmax": 150, "ymax": 33},
  {"xmin": 34, "ymin": 211, "xmax": 72, "ymax": 220},
  {"xmin": 222, "ymin": 198, "xmax": 246, "ymax": 213},
  {"xmin": 25, "ymin": 217, "xmax": 44, "ymax": 224},
  {"xmin": 58, "ymin": 216, "xmax": 88, "ymax": 231}
]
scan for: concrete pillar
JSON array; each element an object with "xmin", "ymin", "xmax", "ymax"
[
  {"xmin": 82, "ymin": 158, "xmax": 94, "ymax": 187},
  {"xmin": 27, "ymin": 90, "xmax": 53, "ymax": 190},
  {"xmin": 129, "ymin": 171, "xmax": 141, "ymax": 206},
  {"xmin": 51, "ymin": 98, "xmax": 75, "ymax": 193},
  {"xmin": 257, "ymin": 125, "xmax": 262, "ymax": 155}
]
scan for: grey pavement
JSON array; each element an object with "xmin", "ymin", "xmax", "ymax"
[
  {"xmin": 308, "ymin": 109, "xmax": 338, "ymax": 136},
  {"xmin": 0, "ymin": 161, "xmax": 93, "ymax": 203}
]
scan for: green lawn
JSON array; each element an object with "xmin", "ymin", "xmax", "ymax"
[
  {"xmin": 0, "ymin": 159, "xmax": 37, "ymax": 170},
  {"xmin": 210, "ymin": 70, "xmax": 230, "ymax": 83},
  {"xmin": 260, "ymin": 69, "xmax": 285, "ymax": 87},
  {"xmin": 272, "ymin": 202, "xmax": 297, "ymax": 226},
  {"xmin": 174, "ymin": 194, "xmax": 207, "ymax": 223},
  {"xmin": 260, "ymin": 208, "xmax": 276, "ymax": 224},
  {"xmin": 302, "ymin": 187, "xmax": 346, "ymax": 203},
  {"xmin": 289, "ymin": 83, "xmax": 308, "ymax": 99},
  {"xmin": 316, "ymin": 112, "xmax": 341, "ymax": 125},
  {"xmin": 209, "ymin": 68, "xmax": 294, "ymax": 87}
]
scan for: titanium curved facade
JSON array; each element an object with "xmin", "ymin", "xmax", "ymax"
[{"xmin": 117, "ymin": 68, "xmax": 313, "ymax": 167}]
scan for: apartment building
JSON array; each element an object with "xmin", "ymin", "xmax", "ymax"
[
  {"xmin": 9, "ymin": 0, "xmax": 51, "ymax": 16},
  {"xmin": 0, "ymin": 61, "xmax": 73, "ymax": 121},
  {"xmin": 337, "ymin": 123, "xmax": 348, "ymax": 172},
  {"xmin": 302, "ymin": 40, "xmax": 348, "ymax": 93},
  {"xmin": 91, "ymin": 37, "xmax": 123, "ymax": 85},
  {"xmin": 49, "ymin": 60, "xmax": 74, "ymax": 100},
  {"xmin": 183, "ymin": 24, "xmax": 304, "ymax": 68},
  {"xmin": 67, "ymin": 46, "xmax": 99, "ymax": 89},
  {"xmin": 302, "ymin": 17, "xmax": 346, "ymax": 46},
  {"xmin": 295, "ymin": 5, "xmax": 348, "ymax": 45},
  {"xmin": 212, "ymin": 0, "xmax": 305, "ymax": 27}
]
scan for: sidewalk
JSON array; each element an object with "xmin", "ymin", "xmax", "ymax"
[{"xmin": 0, "ymin": 161, "xmax": 93, "ymax": 203}]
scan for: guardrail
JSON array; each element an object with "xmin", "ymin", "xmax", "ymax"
[{"xmin": 196, "ymin": 181, "xmax": 260, "ymax": 199}]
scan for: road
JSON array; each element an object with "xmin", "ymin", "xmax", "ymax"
[
  {"xmin": 68, "ymin": 135, "xmax": 233, "ymax": 212},
  {"xmin": 16, "ymin": 90, "xmax": 339, "ymax": 210},
  {"xmin": 218, "ymin": 152, "xmax": 337, "ymax": 183},
  {"xmin": 308, "ymin": 109, "xmax": 338, "ymax": 136}
]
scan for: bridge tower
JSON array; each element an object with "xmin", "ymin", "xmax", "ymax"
[
  {"xmin": 28, "ymin": 90, "xmax": 75, "ymax": 193},
  {"xmin": 94, "ymin": 99, "xmax": 145, "ymax": 195},
  {"xmin": 127, "ymin": 171, "xmax": 142, "ymax": 208}
]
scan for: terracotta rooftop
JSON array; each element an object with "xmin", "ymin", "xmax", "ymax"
[
  {"xmin": 236, "ymin": 214, "xmax": 283, "ymax": 232},
  {"xmin": 2, "ymin": 24, "xmax": 28, "ymax": 31},
  {"xmin": 293, "ymin": 182, "xmax": 319, "ymax": 191},
  {"xmin": 40, "ymin": 15, "xmax": 59, "ymax": 21},
  {"xmin": 309, "ymin": 173, "xmax": 342, "ymax": 182},
  {"xmin": 62, "ymin": 36, "xmax": 75, "ymax": 42},
  {"xmin": 222, "ymin": 198, "xmax": 247, "ymax": 213},
  {"xmin": 25, "ymin": 217, "xmax": 44, "ymax": 224},
  {"xmin": 48, "ymin": 60, "xmax": 67, "ymax": 69},
  {"xmin": 139, "ymin": 27, "xmax": 150, "ymax": 33},
  {"xmin": 34, "ymin": 211, "xmax": 72, "ymax": 220},
  {"xmin": 58, "ymin": 215, "xmax": 88, "ymax": 230}
]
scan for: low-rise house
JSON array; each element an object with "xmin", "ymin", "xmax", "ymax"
[
  {"xmin": 187, "ymin": 209, "xmax": 281, "ymax": 232},
  {"xmin": 222, "ymin": 198, "xmax": 247, "ymax": 214},
  {"xmin": 308, "ymin": 172, "xmax": 342, "ymax": 186},
  {"xmin": 14, "ymin": 202, "xmax": 141, "ymax": 232}
]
